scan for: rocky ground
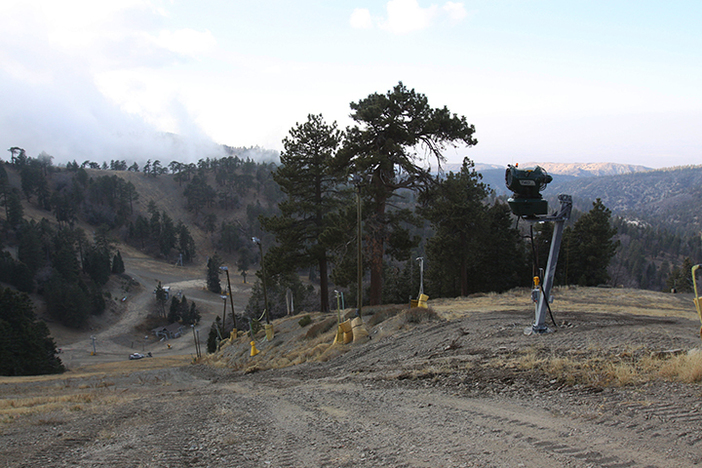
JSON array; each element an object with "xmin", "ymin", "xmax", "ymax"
[{"xmin": 2, "ymin": 254, "xmax": 702, "ymax": 467}]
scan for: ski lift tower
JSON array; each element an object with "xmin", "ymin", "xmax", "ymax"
[{"xmin": 505, "ymin": 164, "xmax": 572, "ymax": 334}]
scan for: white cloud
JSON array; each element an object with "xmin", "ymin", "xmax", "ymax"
[
  {"xmin": 352, "ymin": 1, "xmax": 467, "ymax": 34},
  {"xmin": 380, "ymin": 0, "xmax": 437, "ymax": 34},
  {"xmin": 443, "ymin": 2, "xmax": 467, "ymax": 22},
  {"xmin": 152, "ymin": 29, "xmax": 217, "ymax": 58},
  {"xmin": 350, "ymin": 8, "xmax": 374, "ymax": 29},
  {"xmin": 0, "ymin": 0, "xmax": 223, "ymax": 164}
]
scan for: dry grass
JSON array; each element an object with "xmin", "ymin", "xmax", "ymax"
[
  {"xmin": 0, "ymin": 390, "xmax": 139, "ymax": 425},
  {"xmin": 656, "ymin": 349, "xmax": 702, "ymax": 383},
  {"xmin": 429, "ymin": 286, "xmax": 698, "ymax": 321},
  {"xmin": 513, "ymin": 346, "xmax": 702, "ymax": 387}
]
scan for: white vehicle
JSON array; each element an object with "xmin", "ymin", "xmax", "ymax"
[{"xmin": 128, "ymin": 352, "xmax": 152, "ymax": 360}]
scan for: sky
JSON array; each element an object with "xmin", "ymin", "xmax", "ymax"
[{"xmin": 1, "ymin": 0, "xmax": 701, "ymax": 169}]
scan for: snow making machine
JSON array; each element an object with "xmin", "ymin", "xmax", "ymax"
[{"xmin": 505, "ymin": 164, "xmax": 572, "ymax": 334}]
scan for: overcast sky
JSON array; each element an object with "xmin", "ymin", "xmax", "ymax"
[{"xmin": 1, "ymin": 0, "xmax": 700, "ymax": 168}]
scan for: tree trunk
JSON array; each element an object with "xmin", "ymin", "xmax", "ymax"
[
  {"xmin": 460, "ymin": 232, "xmax": 468, "ymax": 296},
  {"xmin": 368, "ymin": 191, "xmax": 387, "ymax": 306},
  {"xmin": 319, "ymin": 255, "xmax": 330, "ymax": 313}
]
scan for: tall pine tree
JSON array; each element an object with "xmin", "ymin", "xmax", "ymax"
[
  {"xmin": 261, "ymin": 114, "xmax": 344, "ymax": 313},
  {"xmin": 336, "ymin": 82, "xmax": 477, "ymax": 305}
]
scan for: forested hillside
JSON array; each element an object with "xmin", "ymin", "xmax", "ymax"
[{"xmin": 548, "ymin": 165, "xmax": 702, "ymax": 236}]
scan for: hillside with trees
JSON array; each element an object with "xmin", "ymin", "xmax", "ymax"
[{"xmin": 2, "ymin": 85, "xmax": 701, "ymax": 374}]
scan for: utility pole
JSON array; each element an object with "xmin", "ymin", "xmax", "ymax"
[
  {"xmin": 354, "ymin": 176, "xmax": 363, "ymax": 318},
  {"xmin": 220, "ymin": 266, "xmax": 237, "ymax": 333},
  {"xmin": 220, "ymin": 294, "xmax": 228, "ymax": 335},
  {"xmin": 416, "ymin": 256, "xmax": 424, "ymax": 298},
  {"xmin": 252, "ymin": 237, "xmax": 270, "ymax": 324}
]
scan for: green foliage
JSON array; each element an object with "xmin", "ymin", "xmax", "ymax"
[
  {"xmin": 84, "ymin": 175, "xmax": 137, "ymax": 227},
  {"xmin": 183, "ymin": 173, "xmax": 217, "ymax": 214},
  {"xmin": 336, "ymin": 82, "xmax": 477, "ymax": 305},
  {"xmin": 0, "ymin": 288, "xmax": 65, "ymax": 376},
  {"xmin": 666, "ymin": 257, "xmax": 695, "ymax": 292},
  {"xmin": 381, "ymin": 261, "xmax": 417, "ymax": 305},
  {"xmin": 207, "ymin": 316, "xmax": 222, "ymax": 353},
  {"xmin": 155, "ymin": 281, "xmax": 168, "ymax": 318},
  {"xmin": 17, "ymin": 221, "xmax": 45, "ymax": 275},
  {"xmin": 246, "ymin": 272, "xmax": 316, "ymax": 320},
  {"xmin": 112, "ymin": 251, "xmax": 125, "ymax": 274},
  {"xmin": 0, "ymin": 252, "xmax": 34, "ymax": 293},
  {"xmin": 44, "ymin": 273, "xmax": 91, "ymax": 328},
  {"xmin": 206, "ymin": 255, "xmax": 222, "ymax": 294},
  {"xmin": 260, "ymin": 113, "xmax": 345, "ymax": 313},
  {"xmin": 168, "ymin": 295, "xmax": 200, "ymax": 326},
  {"xmin": 177, "ymin": 222, "xmax": 196, "ymax": 262},
  {"xmin": 418, "ymin": 158, "xmax": 526, "ymax": 297},
  {"xmin": 560, "ymin": 198, "xmax": 620, "ymax": 286},
  {"xmin": 5, "ymin": 188, "xmax": 24, "ymax": 227},
  {"xmin": 83, "ymin": 244, "xmax": 111, "ymax": 286}
]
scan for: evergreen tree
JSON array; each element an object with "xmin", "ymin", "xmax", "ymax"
[
  {"xmin": 159, "ymin": 212, "xmax": 177, "ymax": 257},
  {"xmin": 168, "ymin": 295, "xmax": 181, "ymax": 323},
  {"xmin": 6, "ymin": 188, "xmax": 24, "ymax": 227},
  {"xmin": 44, "ymin": 274, "xmax": 91, "ymax": 328},
  {"xmin": 206, "ymin": 255, "xmax": 222, "ymax": 294},
  {"xmin": 155, "ymin": 281, "xmax": 168, "ymax": 318},
  {"xmin": 336, "ymin": 82, "xmax": 477, "ymax": 304},
  {"xmin": 17, "ymin": 221, "xmax": 44, "ymax": 275},
  {"xmin": 0, "ymin": 288, "xmax": 65, "ymax": 376},
  {"xmin": 177, "ymin": 222, "xmax": 196, "ymax": 262},
  {"xmin": 418, "ymin": 158, "xmax": 490, "ymax": 297},
  {"xmin": 237, "ymin": 249, "xmax": 251, "ymax": 283},
  {"xmin": 207, "ymin": 316, "xmax": 222, "ymax": 353},
  {"xmin": 83, "ymin": 244, "xmax": 111, "ymax": 285},
  {"xmin": 260, "ymin": 114, "xmax": 344, "ymax": 313},
  {"xmin": 111, "ymin": 251, "xmax": 125, "ymax": 274},
  {"xmin": 666, "ymin": 257, "xmax": 695, "ymax": 292},
  {"xmin": 183, "ymin": 300, "xmax": 201, "ymax": 326},
  {"xmin": 561, "ymin": 199, "xmax": 620, "ymax": 286}
]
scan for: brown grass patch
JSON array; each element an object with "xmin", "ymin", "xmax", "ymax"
[{"xmin": 512, "ymin": 346, "xmax": 702, "ymax": 387}]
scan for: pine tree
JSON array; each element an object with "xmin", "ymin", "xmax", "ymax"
[
  {"xmin": 0, "ymin": 288, "xmax": 65, "ymax": 376},
  {"xmin": 336, "ymin": 82, "xmax": 477, "ymax": 304},
  {"xmin": 155, "ymin": 281, "xmax": 168, "ymax": 318},
  {"xmin": 206, "ymin": 255, "xmax": 222, "ymax": 294},
  {"xmin": 561, "ymin": 199, "xmax": 620, "ymax": 286},
  {"xmin": 111, "ymin": 251, "xmax": 125, "ymax": 274},
  {"xmin": 260, "ymin": 114, "xmax": 344, "ymax": 313},
  {"xmin": 418, "ymin": 158, "xmax": 490, "ymax": 297}
]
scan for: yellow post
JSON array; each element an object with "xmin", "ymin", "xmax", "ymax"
[
  {"xmin": 692, "ymin": 264, "xmax": 702, "ymax": 339},
  {"xmin": 250, "ymin": 341, "xmax": 259, "ymax": 356}
]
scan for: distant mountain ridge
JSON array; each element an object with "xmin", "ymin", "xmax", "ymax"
[
  {"xmin": 520, "ymin": 162, "xmax": 652, "ymax": 177},
  {"xmin": 458, "ymin": 161, "xmax": 702, "ymax": 235},
  {"xmin": 546, "ymin": 165, "xmax": 702, "ymax": 235},
  {"xmin": 444, "ymin": 161, "xmax": 652, "ymax": 178}
]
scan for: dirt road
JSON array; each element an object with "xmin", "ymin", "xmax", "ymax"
[
  {"xmin": 54, "ymin": 250, "xmax": 251, "ymax": 369},
  {"xmin": 3, "ymin": 250, "xmax": 702, "ymax": 467},
  {"xmin": 1, "ymin": 354, "xmax": 700, "ymax": 468}
]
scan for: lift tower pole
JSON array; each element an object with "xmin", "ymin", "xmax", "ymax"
[{"xmin": 531, "ymin": 194, "xmax": 572, "ymax": 333}]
